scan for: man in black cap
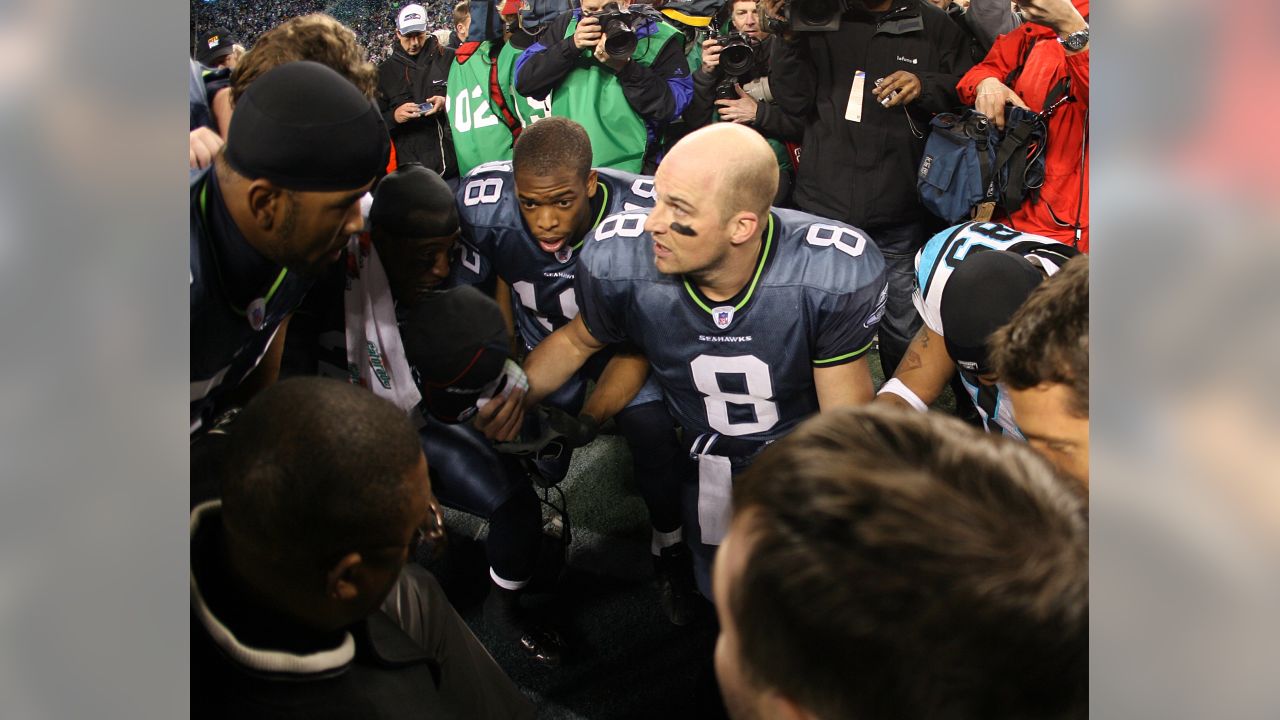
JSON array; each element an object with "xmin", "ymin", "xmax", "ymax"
[
  {"xmin": 190, "ymin": 60, "xmax": 390, "ymax": 435},
  {"xmin": 191, "ymin": 377, "xmax": 534, "ymax": 719},
  {"xmin": 377, "ymin": 3, "xmax": 458, "ymax": 177},
  {"xmin": 196, "ymin": 27, "xmax": 240, "ymax": 69},
  {"xmin": 875, "ymin": 221, "xmax": 1079, "ymax": 438}
]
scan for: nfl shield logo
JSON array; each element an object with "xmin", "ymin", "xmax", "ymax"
[
  {"xmin": 555, "ymin": 246, "xmax": 573, "ymax": 264},
  {"xmin": 712, "ymin": 305, "xmax": 734, "ymax": 329}
]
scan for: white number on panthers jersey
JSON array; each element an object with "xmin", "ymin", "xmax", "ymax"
[
  {"xmin": 594, "ymin": 212, "xmax": 647, "ymax": 241},
  {"xmin": 462, "ymin": 176, "xmax": 503, "ymax": 206},
  {"xmin": 451, "ymin": 85, "xmax": 501, "ymax": 134},
  {"xmin": 512, "ymin": 281, "xmax": 578, "ymax": 333},
  {"xmin": 690, "ymin": 354, "xmax": 780, "ymax": 437},
  {"xmin": 623, "ymin": 178, "xmax": 656, "ymax": 212},
  {"xmin": 805, "ymin": 224, "xmax": 867, "ymax": 258}
]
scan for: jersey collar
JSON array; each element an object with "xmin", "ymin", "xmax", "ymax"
[
  {"xmin": 681, "ymin": 213, "xmax": 776, "ymax": 319},
  {"xmin": 575, "ymin": 179, "xmax": 612, "ymax": 252}
]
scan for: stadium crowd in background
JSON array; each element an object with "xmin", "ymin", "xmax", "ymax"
[{"xmin": 191, "ymin": 0, "xmax": 1089, "ymax": 716}]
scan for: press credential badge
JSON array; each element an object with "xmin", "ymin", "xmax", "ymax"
[{"xmin": 845, "ymin": 70, "xmax": 866, "ymax": 123}]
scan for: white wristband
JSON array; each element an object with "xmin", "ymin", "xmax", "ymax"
[{"xmin": 878, "ymin": 378, "xmax": 928, "ymax": 413}]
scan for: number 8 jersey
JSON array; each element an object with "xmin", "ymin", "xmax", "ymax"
[
  {"xmin": 577, "ymin": 207, "xmax": 889, "ymax": 445},
  {"xmin": 453, "ymin": 162, "xmax": 657, "ymax": 349}
]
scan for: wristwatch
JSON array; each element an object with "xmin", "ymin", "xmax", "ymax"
[{"xmin": 1058, "ymin": 26, "xmax": 1089, "ymax": 52}]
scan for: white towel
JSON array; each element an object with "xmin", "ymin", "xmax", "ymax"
[{"xmin": 343, "ymin": 227, "xmax": 422, "ymax": 413}]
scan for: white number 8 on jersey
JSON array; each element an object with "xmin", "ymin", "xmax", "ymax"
[{"xmin": 690, "ymin": 354, "xmax": 779, "ymax": 436}]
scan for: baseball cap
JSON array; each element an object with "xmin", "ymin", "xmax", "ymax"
[
  {"xmin": 398, "ymin": 4, "xmax": 429, "ymax": 34},
  {"xmin": 196, "ymin": 28, "xmax": 237, "ymax": 66},
  {"xmin": 225, "ymin": 61, "xmax": 390, "ymax": 192},
  {"xmin": 939, "ymin": 250, "xmax": 1045, "ymax": 376},
  {"xmin": 400, "ymin": 286, "xmax": 514, "ymax": 423}
]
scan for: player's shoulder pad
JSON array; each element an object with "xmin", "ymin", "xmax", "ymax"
[
  {"xmin": 595, "ymin": 167, "xmax": 658, "ymax": 214},
  {"xmin": 455, "ymin": 161, "xmax": 521, "ymax": 228},
  {"xmin": 580, "ymin": 208, "xmax": 656, "ymax": 281},
  {"xmin": 917, "ymin": 221, "xmax": 1077, "ymax": 285},
  {"xmin": 771, "ymin": 207, "xmax": 886, "ymax": 294}
]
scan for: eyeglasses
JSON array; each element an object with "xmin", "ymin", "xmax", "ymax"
[{"xmin": 408, "ymin": 499, "xmax": 447, "ymax": 562}]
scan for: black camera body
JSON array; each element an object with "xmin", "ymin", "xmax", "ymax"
[
  {"xmin": 714, "ymin": 78, "xmax": 740, "ymax": 101},
  {"xmin": 585, "ymin": 3, "xmax": 660, "ymax": 59},
  {"xmin": 763, "ymin": 0, "xmax": 847, "ymax": 33},
  {"xmin": 708, "ymin": 24, "xmax": 756, "ymax": 78}
]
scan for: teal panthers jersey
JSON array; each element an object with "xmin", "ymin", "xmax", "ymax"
[
  {"xmin": 577, "ymin": 207, "xmax": 888, "ymax": 446},
  {"xmin": 453, "ymin": 162, "xmax": 658, "ymax": 348},
  {"xmin": 914, "ymin": 221, "xmax": 1079, "ymax": 437}
]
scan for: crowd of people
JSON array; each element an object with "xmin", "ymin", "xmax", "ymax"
[
  {"xmin": 191, "ymin": 0, "xmax": 455, "ymax": 62},
  {"xmin": 190, "ymin": 0, "xmax": 1089, "ymax": 716}
]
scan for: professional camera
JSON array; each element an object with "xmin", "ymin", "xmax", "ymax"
[
  {"xmin": 708, "ymin": 23, "xmax": 757, "ymax": 78},
  {"xmin": 584, "ymin": 3, "xmax": 662, "ymax": 59},
  {"xmin": 762, "ymin": 0, "xmax": 847, "ymax": 33}
]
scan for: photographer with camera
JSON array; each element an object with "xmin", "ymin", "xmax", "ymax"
[
  {"xmin": 763, "ymin": 0, "xmax": 972, "ymax": 378},
  {"xmin": 513, "ymin": 0, "xmax": 693, "ymax": 173},
  {"xmin": 684, "ymin": 0, "xmax": 803, "ymax": 205}
]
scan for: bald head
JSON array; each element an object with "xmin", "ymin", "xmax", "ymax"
[{"xmin": 668, "ymin": 124, "xmax": 777, "ymax": 222}]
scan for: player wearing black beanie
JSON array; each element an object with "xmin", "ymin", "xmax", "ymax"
[{"xmin": 191, "ymin": 60, "xmax": 391, "ymax": 434}]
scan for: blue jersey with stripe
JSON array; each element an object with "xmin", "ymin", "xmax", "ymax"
[
  {"xmin": 577, "ymin": 207, "xmax": 888, "ymax": 446},
  {"xmin": 190, "ymin": 168, "xmax": 314, "ymax": 433},
  {"xmin": 914, "ymin": 221, "xmax": 1080, "ymax": 437},
  {"xmin": 452, "ymin": 162, "xmax": 657, "ymax": 349}
]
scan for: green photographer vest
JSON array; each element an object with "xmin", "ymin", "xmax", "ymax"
[
  {"xmin": 448, "ymin": 41, "xmax": 518, "ymax": 176},
  {"xmin": 554, "ymin": 17, "xmax": 682, "ymax": 172},
  {"xmin": 498, "ymin": 42, "xmax": 552, "ymax": 127}
]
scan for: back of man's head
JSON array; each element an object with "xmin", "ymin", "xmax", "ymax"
[
  {"xmin": 990, "ymin": 253, "xmax": 1089, "ymax": 416},
  {"xmin": 512, "ymin": 116, "xmax": 593, "ymax": 181},
  {"xmin": 725, "ymin": 405, "xmax": 1088, "ymax": 720},
  {"xmin": 230, "ymin": 14, "xmax": 378, "ymax": 105},
  {"xmin": 220, "ymin": 377, "xmax": 423, "ymax": 571}
]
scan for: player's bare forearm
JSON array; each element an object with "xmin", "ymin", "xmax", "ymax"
[
  {"xmin": 582, "ymin": 351, "xmax": 650, "ymax": 423},
  {"xmin": 882, "ymin": 325, "xmax": 953, "ymax": 406},
  {"xmin": 523, "ymin": 315, "xmax": 605, "ymax": 406},
  {"xmin": 814, "ymin": 355, "xmax": 875, "ymax": 410}
]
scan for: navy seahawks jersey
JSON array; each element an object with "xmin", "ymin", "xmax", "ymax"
[
  {"xmin": 190, "ymin": 168, "xmax": 314, "ymax": 433},
  {"xmin": 452, "ymin": 161, "xmax": 657, "ymax": 349},
  {"xmin": 914, "ymin": 221, "xmax": 1079, "ymax": 437},
  {"xmin": 577, "ymin": 207, "xmax": 888, "ymax": 447}
]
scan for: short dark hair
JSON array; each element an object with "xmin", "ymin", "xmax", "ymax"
[
  {"xmin": 989, "ymin": 254, "xmax": 1089, "ymax": 416},
  {"xmin": 453, "ymin": 1, "xmax": 471, "ymax": 26},
  {"xmin": 220, "ymin": 377, "xmax": 423, "ymax": 568},
  {"xmin": 512, "ymin": 116, "xmax": 593, "ymax": 181},
  {"xmin": 231, "ymin": 14, "xmax": 378, "ymax": 105},
  {"xmin": 730, "ymin": 405, "xmax": 1088, "ymax": 720}
]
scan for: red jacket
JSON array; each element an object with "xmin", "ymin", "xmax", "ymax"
[{"xmin": 958, "ymin": 1, "xmax": 1089, "ymax": 252}]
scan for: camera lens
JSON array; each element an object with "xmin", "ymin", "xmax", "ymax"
[
  {"xmin": 720, "ymin": 41, "xmax": 754, "ymax": 77},
  {"xmin": 603, "ymin": 19, "xmax": 637, "ymax": 57}
]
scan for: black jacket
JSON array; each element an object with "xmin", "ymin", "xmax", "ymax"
[
  {"xmin": 377, "ymin": 37, "xmax": 458, "ymax": 178},
  {"xmin": 770, "ymin": 0, "xmax": 972, "ymax": 229},
  {"xmin": 686, "ymin": 34, "xmax": 804, "ymax": 143},
  {"xmin": 190, "ymin": 506, "xmax": 456, "ymax": 720}
]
